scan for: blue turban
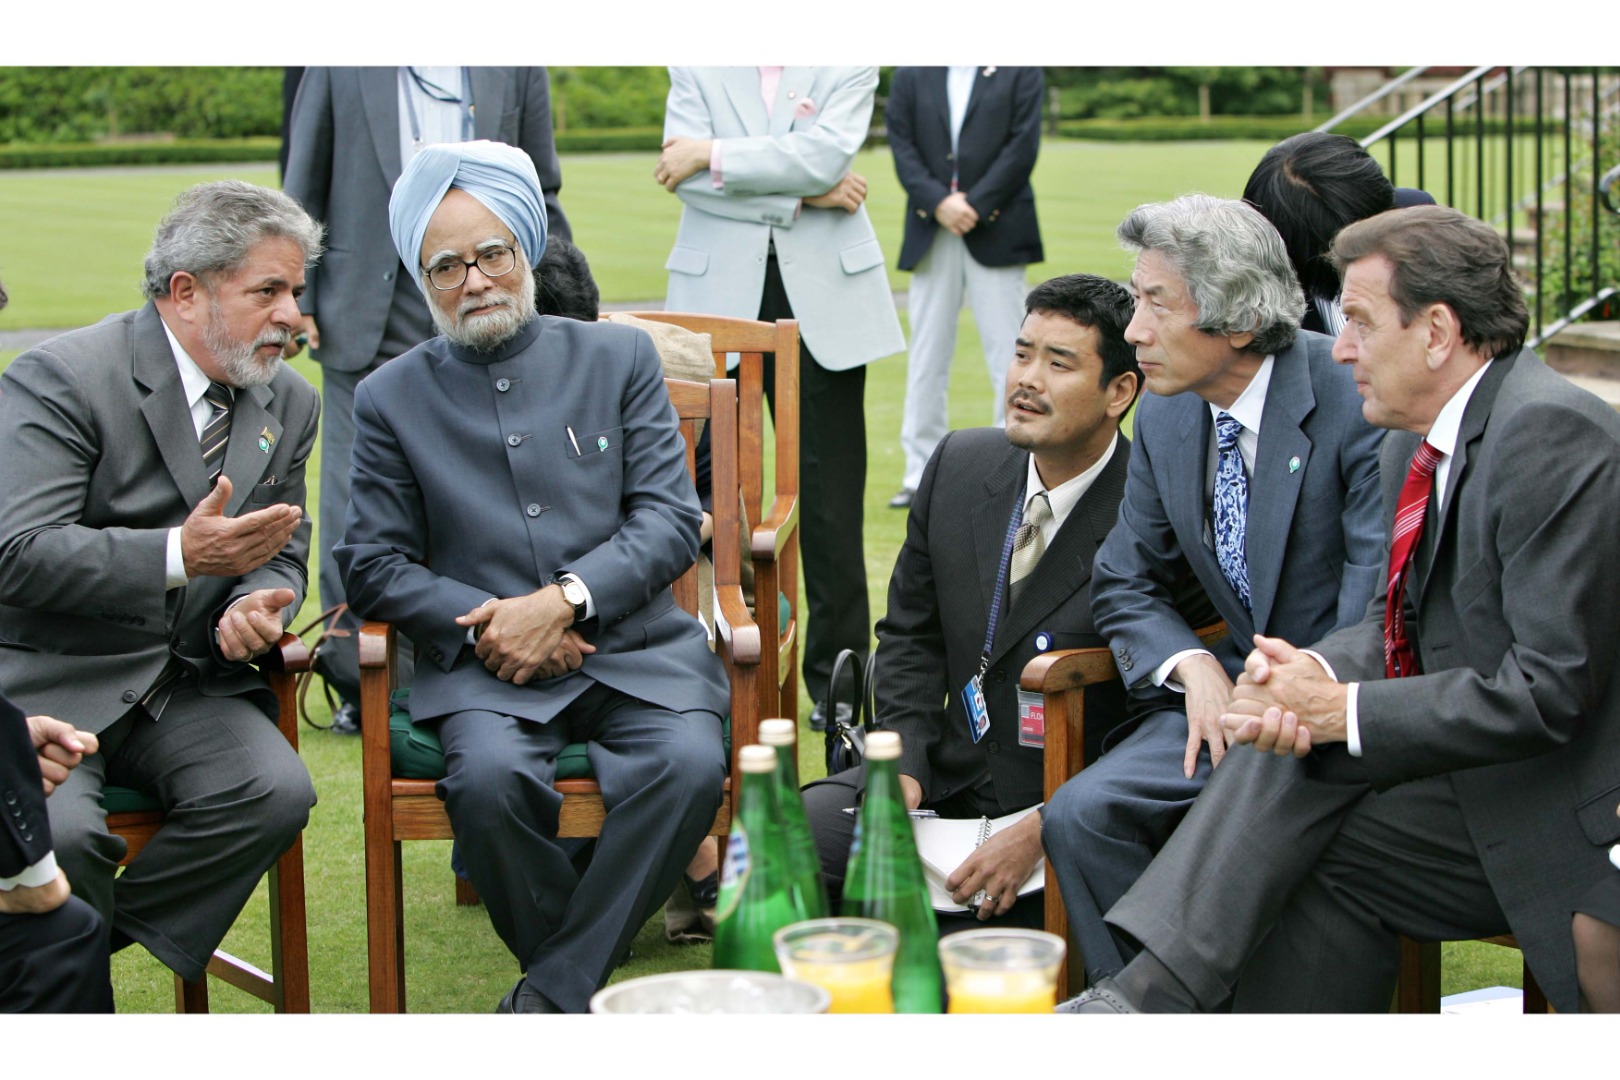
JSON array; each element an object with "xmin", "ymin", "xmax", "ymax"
[{"xmin": 388, "ymin": 140, "xmax": 548, "ymax": 295}]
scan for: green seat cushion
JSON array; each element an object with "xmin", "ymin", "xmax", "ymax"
[
  {"xmin": 389, "ymin": 689, "xmax": 730, "ymax": 782},
  {"xmin": 103, "ymin": 786, "xmax": 161, "ymax": 814}
]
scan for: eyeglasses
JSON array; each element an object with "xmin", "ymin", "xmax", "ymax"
[{"xmin": 422, "ymin": 244, "xmax": 518, "ymax": 291}]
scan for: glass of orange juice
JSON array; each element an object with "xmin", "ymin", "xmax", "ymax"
[
  {"xmin": 773, "ymin": 918, "xmax": 898, "ymax": 1014},
  {"xmin": 938, "ymin": 928, "xmax": 1065, "ymax": 1013}
]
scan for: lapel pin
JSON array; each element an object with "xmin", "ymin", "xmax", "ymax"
[
  {"xmin": 597, "ymin": 435, "xmax": 609, "ymax": 452},
  {"xmin": 1288, "ymin": 456, "xmax": 1300, "ymax": 473},
  {"xmin": 258, "ymin": 427, "xmax": 275, "ymax": 453}
]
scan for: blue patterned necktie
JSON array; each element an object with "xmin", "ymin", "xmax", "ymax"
[{"xmin": 1213, "ymin": 412, "xmax": 1251, "ymax": 611}]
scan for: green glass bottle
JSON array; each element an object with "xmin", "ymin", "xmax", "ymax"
[
  {"xmin": 711, "ymin": 745, "xmax": 808, "ymax": 972},
  {"xmin": 841, "ymin": 730, "xmax": 944, "ymax": 1013},
  {"xmin": 758, "ymin": 718, "xmax": 830, "ymax": 920}
]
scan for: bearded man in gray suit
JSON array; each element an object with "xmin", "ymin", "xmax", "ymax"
[{"xmin": 0, "ymin": 181, "xmax": 322, "ymax": 983}]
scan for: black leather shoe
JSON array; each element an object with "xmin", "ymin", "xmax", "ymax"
[
  {"xmin": 497, "ymin": 976, "xmax": 563, "ymax": 1014},
  {"xmin": 888, "ymin": 488, "xmax": 915, "ymax": 509},
  {"xmin": 684, "ymin": 870, "xmax": 719, "ymax": 908},
  {"xmin": 1055, "ymin": 979, "xmax": 1141, "ymax": 1014},
  {"xmin": 329, "ymin": 703, "xmax": 360, "ymax": 736},
  {"xmin": 808, "ymin": 701, "xmax": 852, "ymax": 733}
]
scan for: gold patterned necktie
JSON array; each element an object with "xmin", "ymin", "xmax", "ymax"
[{"xmin": 1008, "ymin": 491, "xmax": 1052, "ymax": 605}]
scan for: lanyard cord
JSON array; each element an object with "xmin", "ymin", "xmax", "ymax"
[
  {"xmin": 399, "ymin": 66, "xmax": 475, "ymax": 150},
  {"xmin": 978, "ymin": 484, "xmax": 1028, "ymax": 670}
]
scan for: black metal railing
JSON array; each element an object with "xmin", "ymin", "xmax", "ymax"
[{"xmin": 1324, "ymin": 66, "xmax": 1619, "ymax": 348}]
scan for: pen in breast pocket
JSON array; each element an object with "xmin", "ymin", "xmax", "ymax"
[{"xmin": 566, "ymin": 425, "xmax": 581, "ymax": 456}]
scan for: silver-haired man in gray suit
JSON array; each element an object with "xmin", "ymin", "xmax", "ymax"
[{"xmin": 0, "ymin": 181, "xmax": 322, "ymax": 983}]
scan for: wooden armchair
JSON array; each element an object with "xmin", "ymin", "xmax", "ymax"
[
  {"xmin": 1020, "ymin": 621, "xmax": 1228, "ymax": 999},
  {"xmin": 621, "ymin": 312, "xmax": 800, "ymax": 723},
  {"xmin": 103, "ymin": 632, "xmax": 311, "ymax": 1012},
  {"xmin": 357, "ymin": 377, "xmax": 762, "ymax": 1012}
]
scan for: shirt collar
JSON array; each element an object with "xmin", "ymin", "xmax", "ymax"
[
  {"xmin": 1208, "ymin": 354, "xmax": 1274, "ymax": 434},
  {"xmin": 1024, "ymin": 430, "xmax": 1119, "ymax": 531},
  {"xmin": 1424, "ymin": 360, "xmax": 1493, "ymax": 459},
  {"xmin": 160, "ymin": 317, "xmax": 215, "ymax": 411}
]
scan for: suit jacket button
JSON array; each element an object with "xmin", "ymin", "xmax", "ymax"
[
  {"xmin": 946, "ymin": 152, "xmax": 955, "ymax": 161},
  {"xmin": 496, "ymin": 378, "xmax": 511, "ymax": 392},
  {"xmin": 122, "ymin": 690, "xmax": 139, "ymax": 703},
  {"xmin": 383, "ymin": 271, "xmax": 394, "ymax": 282},
  {"xmin": 3, "ymin": 792, "xmax": 15, "ymax": 805},
  {"xmin": 917, "ymin": 209, "xmax": 927, "ymax": 218},
  {"xmin": 987, "ymin": 740, "xmax": 999, "ymax": 753},
  {"xmin": 526, "ymin": 503, "xmax": 542, "ymax": 517},
  {"xmin": 993, "ymin": 669, "xmax": 1006, "ymax": 683},
  {"xmin": 507, "ymin": 434, "xmax": 523, "ymax": 447}
]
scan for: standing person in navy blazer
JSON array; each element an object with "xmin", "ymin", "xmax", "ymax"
[{"xmin": 886, "ymin": 66, "xmax": 1045, "ymax": 511}]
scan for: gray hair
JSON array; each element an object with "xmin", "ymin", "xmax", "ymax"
[
  {"xmin": 142, "ymin": 180, "xmax": 324, "ymax": 299},
  {"xmin": 1117, "ymin": 193, "xmax": 1305, "ymax": 356}
]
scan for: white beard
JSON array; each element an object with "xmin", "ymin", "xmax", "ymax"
[
  {"xmin": 203, "ymin": 299, "xmax": 288, "ymax": 388},
  {"xmin": 429, "ymin": 260, "xmax": 537, "ymax": 352}
]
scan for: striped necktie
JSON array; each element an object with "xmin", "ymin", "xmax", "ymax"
[
  {"xmin": 1008, "ymin": 491, "xmax": 1052, "ymax": 606},
  {"xmin": 201, "ymin": 381, "xmax": 234, "ymax": 484},
  {"xmin": 1384, "ymin": 439, "xmax": 1443, "ymax": 679},
  {"xmin": 1212, "ymin": 412, "xmax": 1251, "ymax": 612}
]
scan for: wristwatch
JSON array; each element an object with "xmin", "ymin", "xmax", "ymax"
[{"xmin": 553, "ymin": 573, "xmax": 588, "ymax": 624}]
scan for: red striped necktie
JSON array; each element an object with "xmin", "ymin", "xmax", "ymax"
[{"xmin": 1384, "ymin": 439, "xmax": 1443, "ymax": 679}]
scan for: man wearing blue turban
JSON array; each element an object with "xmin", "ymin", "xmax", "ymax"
[{"xmin": 336, "ymin": 141, "xmax": 729, "ymax": 1014}]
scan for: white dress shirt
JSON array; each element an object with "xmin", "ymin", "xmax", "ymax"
[
  {"xmin": 1022, "ymin": 431, "xmax": 1118, "ymax": 545},
  {"xmin": 396, "ymin": 66, "xmax": 471, "ymax": 170}
]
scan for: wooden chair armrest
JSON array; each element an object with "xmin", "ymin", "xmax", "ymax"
[
  {"xmin": 714, "ymin": 583, "xmax": 762, "ymax": 666},
  {"xmin": 258, "ymin": 631, "xmax": 311, "ymax": 676},
  {"xmin": 1020, "ymin": 646, "xmax": 1120, "ymax": 694},
  {"xmin": 358, "ymin": 621, "xmax": 394, "ymax": 670},
  {"xmin": 750, "ymin": 495, "xmax": 799, "ymax": 562}
]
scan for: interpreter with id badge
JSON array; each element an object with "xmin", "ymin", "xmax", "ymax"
[{"xmin": 799, "ymin": 274, "xmax": 1144, "ymax": 930}]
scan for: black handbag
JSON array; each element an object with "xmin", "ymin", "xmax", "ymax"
[{"xmin": 822, "ymin": 647, "xmax": 877, "ymax": 775}]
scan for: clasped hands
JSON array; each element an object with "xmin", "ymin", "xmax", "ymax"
[
  {"xmin": 1220, "ymin": 634, "xmax": 1351, "ymax": 757},
  {"xmin": 653, "ymin": 137, "xmax": 867, "ymax": 213},
  {"xmin": 455, "ymin": 585, "xmax": 595, "ymax": 685}
]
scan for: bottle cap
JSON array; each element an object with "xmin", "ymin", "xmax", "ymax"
[
  {"xmin": 758, "ymin": 719, "xmax": 795, "ymax": 747},
  {"xmin": 739, "ymin": 745, "xmax": 778, "ymax": 773},
  {"xmin": 865, "ymin": 730, "xmax": 902, "ymax": 760}
]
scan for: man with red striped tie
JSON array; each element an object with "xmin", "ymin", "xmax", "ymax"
[{"xmin": 1065, "ymin": 205, "xmax": 1620, "ymax": 1015}]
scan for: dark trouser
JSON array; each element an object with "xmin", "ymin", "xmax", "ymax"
[
  {"xmin": 802, "ymin": 766, "xmax": 1045, "ymax": 933},
  {"xmin": 47, "ymin": 685, "xmax": 315, "ymax": 982},
  {"xmin": 0, "ymin": 896, "xmax": 114, "ymax": 1013},
  {"xmin": 1040, "ymin": 708, "xmax": 1211, "ymax": 984},
  {"xmin": 1107, "ymin": 744, "xmax": 1509, "ymax": 1012},
  {"xmin": 758, "ymin": 252, "xmax": 870, "ymax": 706},
  {"xmin": 434, "ymin": 681, "xmax": 726, "ymax": 1013}
]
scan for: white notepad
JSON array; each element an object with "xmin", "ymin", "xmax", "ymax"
[{"xmin": 911, "ymin": 805, "xmax": 1045, "ymax": 912}]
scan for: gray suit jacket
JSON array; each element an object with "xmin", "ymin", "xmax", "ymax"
[
  {"xmin": 1093, "ymin": 330, "xmax": 1386, "ymax": 688},
  {"xmin": 0, "ymin": 304, "xmax": 319, "ymax": 733},
  {"xmin": 1314, "ymin": 350, "xmax": 1620, "ymax": 1012},
  {"xmin": 335, "ymin": 316, "xmax": 728, "ymax": 725},
  {"xmin": 881, "ymin": 429, "xmax": 1132, "ymax": 814},
  {"xmin": 282, "ymin": 66, "xmax": 571, "ymax": 373},
  {"xmin": 662, "ymin": 66, "xmax": 904, "ymax": 371}
]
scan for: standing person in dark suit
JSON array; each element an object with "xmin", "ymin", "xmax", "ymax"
[
  {"xmin": 0, "ymin": 182, "xmax": 322, "ymax": 986},
  {"xmin": 1041, "ymin": 195, "xmax": 1385, "ymax": 994},
  {"xmin": 338, "ymin": 141, "xmax": 727, "ymax": 1014},
  {"xmin": 656, "ymin": 66, "xmax": 906, "ymax": 729},
  {"xmin": 802, "ymin": 274, "xmax": 1140, "ymax": 931},
  {"xmin": 885, "ymin": 65, "xmax": 1045, "ymax": 510},
  {"xmin": 1071, "ymin": 206, "xmax": 1620, "ymax": 1015},
  {"xmin": 282, "ymin": 66, "xmax": 570, "ymax": 732},
  {"xmin": 0, "ymin": 687, "xmax": 112, "ymax": 1013}
]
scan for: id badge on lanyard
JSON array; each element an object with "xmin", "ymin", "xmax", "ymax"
[{"xmin": 963, "ymin": 486, "xmax": 1027, "ymax": 746}]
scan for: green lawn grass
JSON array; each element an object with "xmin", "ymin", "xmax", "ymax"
[{"xmin": 0, "ymin": 143, "xmax": 1527, "ymax": 1011}]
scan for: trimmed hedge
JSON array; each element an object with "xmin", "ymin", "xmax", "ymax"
[
  {"xmin": 553, "ymin": 126, "xmax": 664, "ymax": 154},
  {"xmin": 1054, "ymin": 114, "xmax": 1545, "ymax": 143},
  {"xmin": 0, "ymin": 138, "xmax": 281, "ymax": 170}
]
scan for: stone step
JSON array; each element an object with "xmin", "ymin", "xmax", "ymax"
[{"xmin": 1545, "ymin": 320, "xmax": 1620, "ymax": 411}]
